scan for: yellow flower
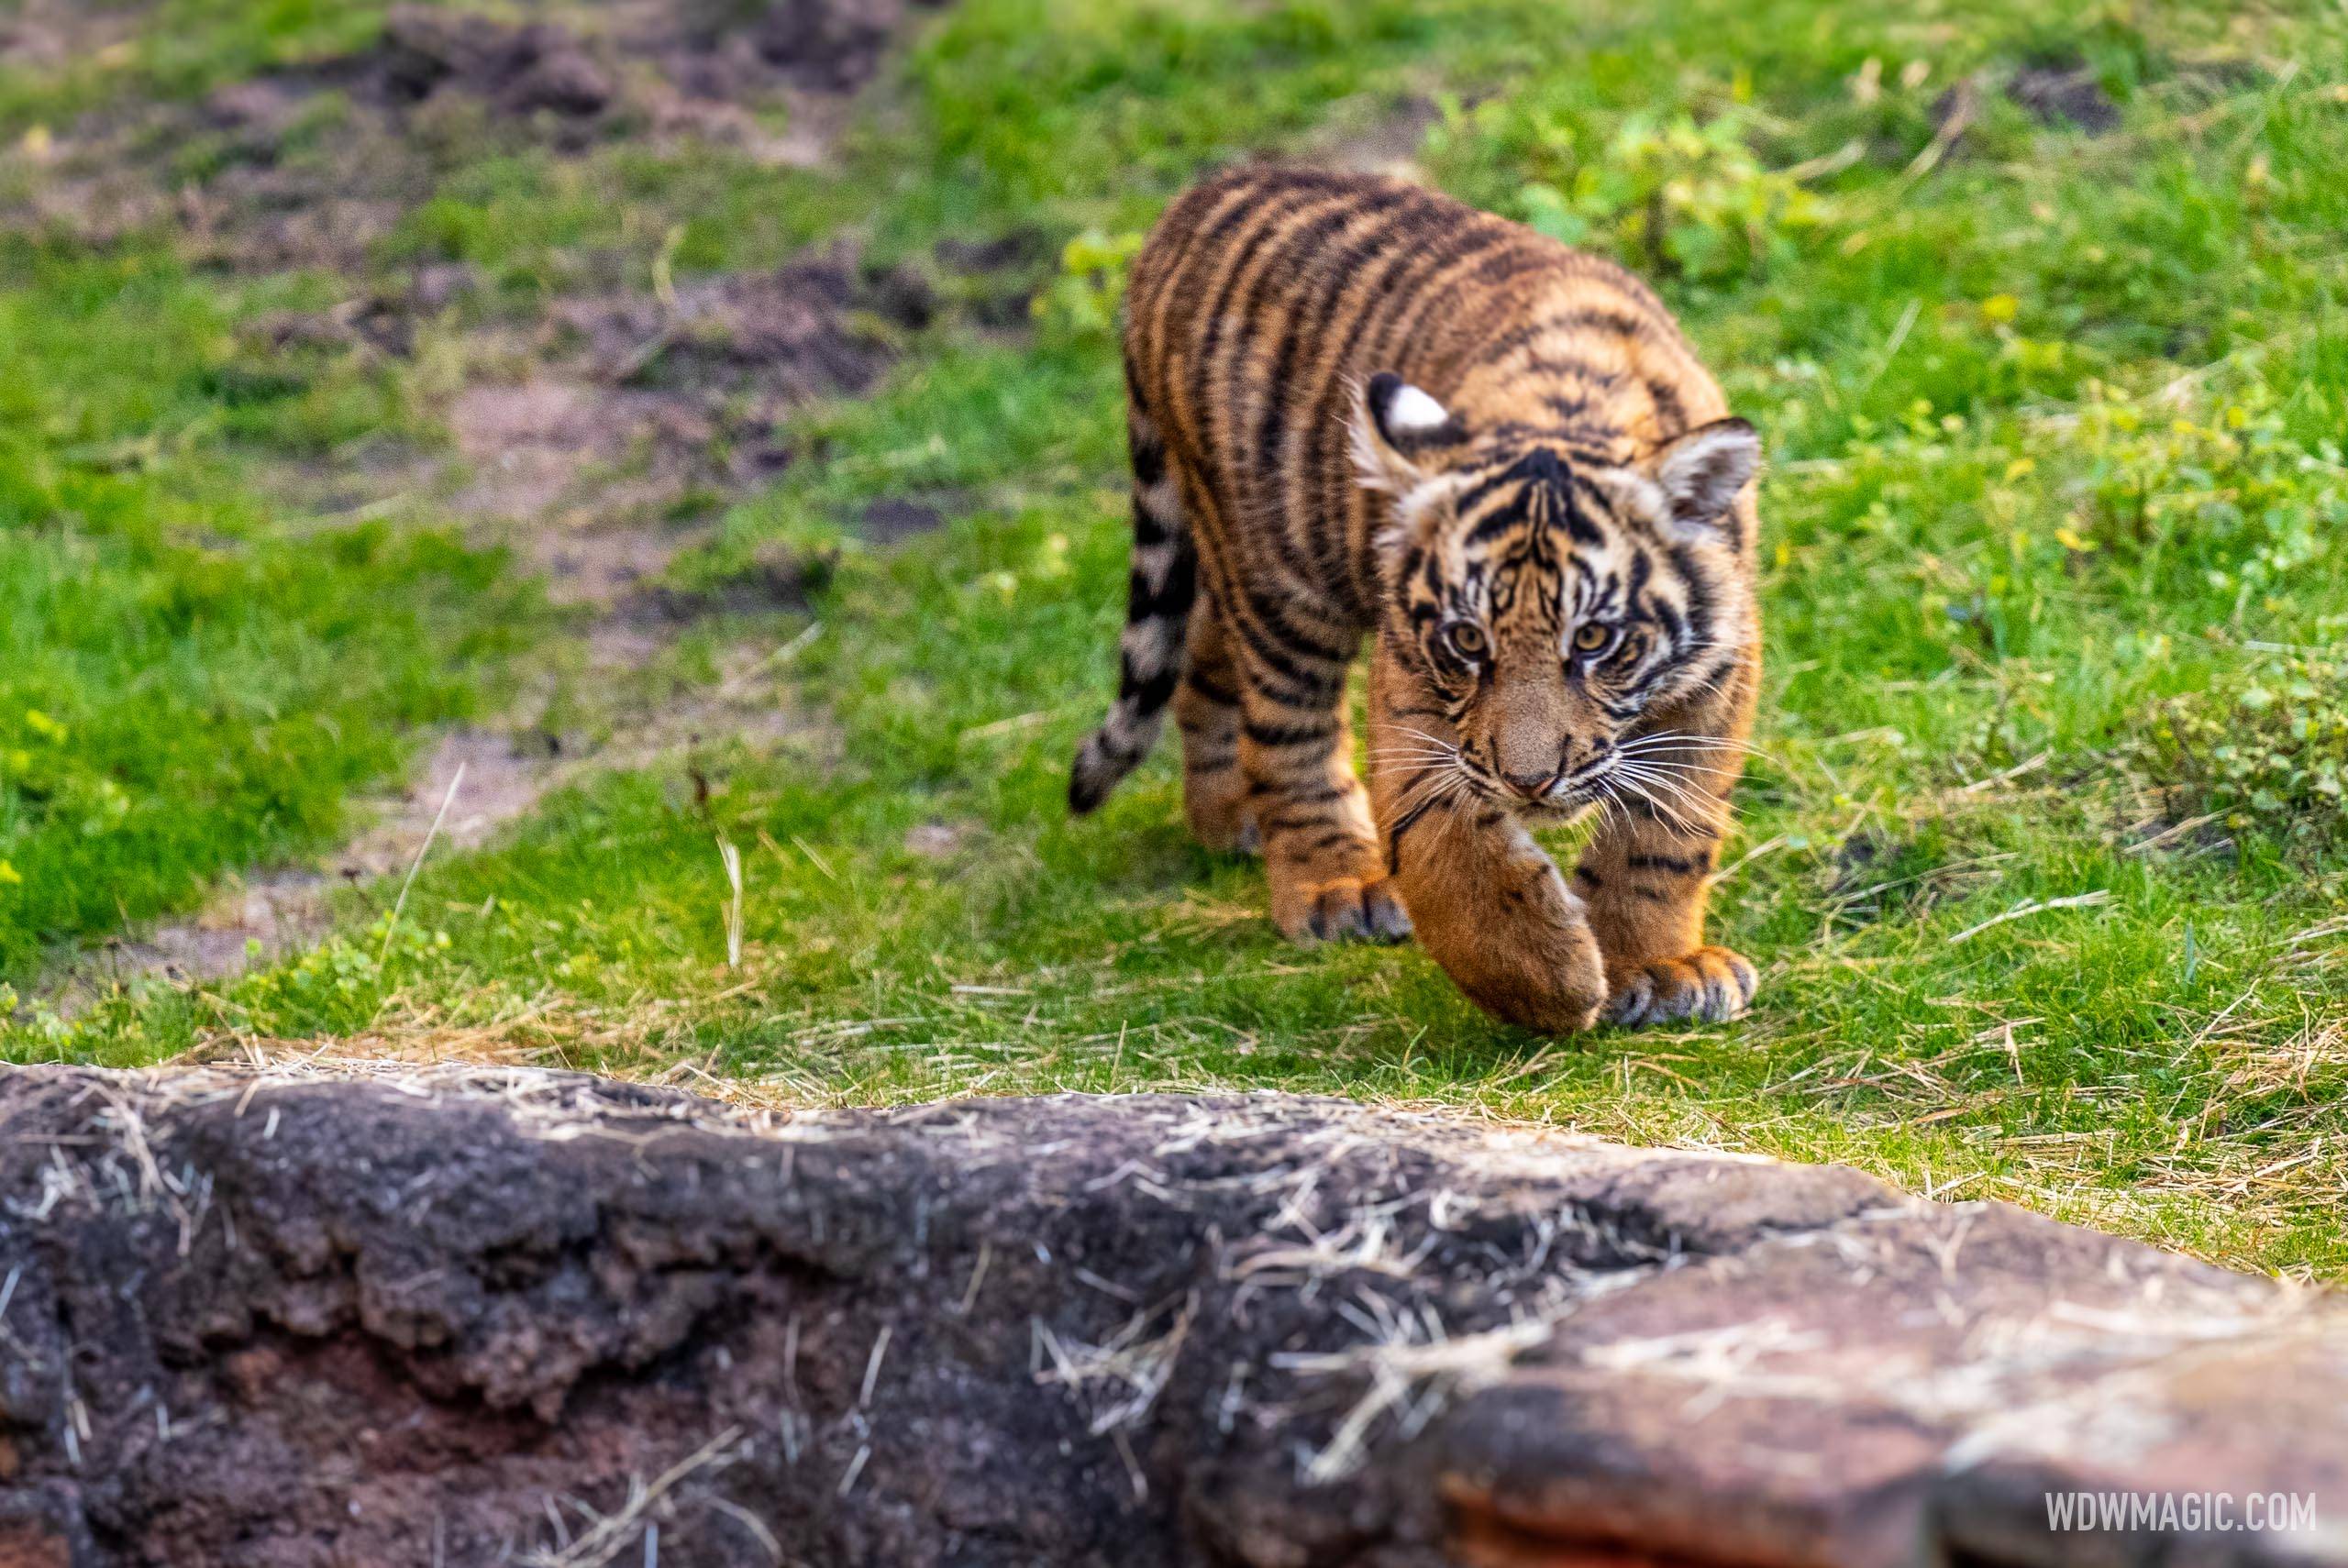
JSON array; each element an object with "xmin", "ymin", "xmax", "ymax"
[
  {"xmin": 1981, "ymin": 293, "xmax": 2020, "ymax": 325},
  {"xmin": 0, "ymin": 861, "xmax": 21, "ymax": 886}
]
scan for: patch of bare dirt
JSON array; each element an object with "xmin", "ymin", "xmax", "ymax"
[
  {"xmin": 0, "ymin": 0, "xmax": 146, "ymax": 72},
  {"xmin": 858, "ymin": 493, "xmax": 952, "ymax": 542},
  {"xmin": 2008, "ymin": 62, "xmax": 2123, "ymax": 133},
  {"xmin": 554, "ymin": 251, "xmax": 924, "ymax": 412},
  {"xmin": 449, "ymin": 380, "xmax": 721, "ymax": 553},
  {"xmin": 437, "ymin": 251, "xmax": 925, "ymax": 593},
  {"xmin": 1311, "ymin": 92, "xmax": 1444, "ymax": 177},
  {"xmin": 362, "ymin": 7, "xmax": 617, "ymax": 119},
  {"xmin": 903, "ymin": 818, "xmax": 976, "ymax": 858},
  {"xmin": 925, "ymin": 228, "xmax": 1049, "ymax": 328}
]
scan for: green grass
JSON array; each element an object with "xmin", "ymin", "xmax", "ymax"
[
  {"xmin": 8, "ymin": 0, "xmax": 2348, "ymax": 1277},
  {"xmin": 0, "ymin": 235, "xmax": 532, "ymax": 977}
]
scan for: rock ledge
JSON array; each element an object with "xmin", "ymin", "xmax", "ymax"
[{"xmin": 1, "ymin": 1064, "xmax": 2343, "ymax": 1566}]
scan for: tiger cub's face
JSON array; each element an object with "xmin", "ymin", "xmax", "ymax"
[{"xmin": 1352, "ymin": 372, "xmax": 1759, "ymax": 817}]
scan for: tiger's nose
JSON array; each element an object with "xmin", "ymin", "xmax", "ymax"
[{"xmin": 1500, "ymin": 767, "xmax": 1560, "ymax": 801}]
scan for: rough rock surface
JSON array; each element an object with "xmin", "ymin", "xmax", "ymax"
[{"xmin": 1, "ymin": 1066, "xmax": 2344, "ymax": 1567}]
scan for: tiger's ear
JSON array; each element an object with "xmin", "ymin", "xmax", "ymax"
[
  {"xmin": 1645, "ymin": 417, "xmax": 1760, "ymax": 538},
  {"xmin": 1351, "ymin": 371, "xmax": 1466, "ymax": 493}
]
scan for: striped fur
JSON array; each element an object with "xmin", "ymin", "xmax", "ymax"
[{"xmin": 1070, "ymin": 166, "xmax": 1766, "ymax": 1033}]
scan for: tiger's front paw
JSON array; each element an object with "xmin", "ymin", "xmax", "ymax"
[
  {"xmin": 1270, "ymin": 873, "xmax": 1412, "ymax": 945},
  {"xmin": 1414, "ymin": 901, "xmax": 1607, "ymax": 1034},
  {"xmin": 1604, "ymin": 945, "xmax": 1758, "ymax": 1028},
  {"xmin": 1465, "ymin": 972, "xmax": 1603, "ymax": 1035}
]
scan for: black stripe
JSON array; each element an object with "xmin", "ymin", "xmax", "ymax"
[
  {"xmin": 1224, "ymin": 613, "xmax": 1333, "ymax": 706},
  {"xmin": 1626, "ymin": 852, "xmax": 1709, "ymax": 875},
  {"xmin": 1127, "ymin": 423, "xmax": 1166, "ymax": 489},
  {"xmin": 1242, "ymin": 717, "xmax": 1339, "ymax": 747},
  {"xmin": 1118, "ymin": 658, "xmax": 1182, "ymax": 713},
  {"xmin": 1468, "ymin": 305, "xmax": 1662, "ymax": 370},
  {"xmin": 1385, "ymin": 793, "xmax": 1440, "ymax": 873},
  {"xmin": 1454, "ymin": 464, "xmax": 1521, "ymax": 518},
  {"xmin": 1235, "ymin": 581, "xmax": 1348, "ymax": 666},
  {"xmin": 1132, "ymin": 498, "xmax": 1171, "ymax": 548},
  {"xmin": 1645, "ymin": 377, "xmax": 1687, "ymax": 434},
  {"xmin": 1648, "ymin": 592, "xmax": 1686, "ymax": 646},
  {"xmin": 1665, "ymin": 539, "xmax": 1717, "ymax": 655},
  {"xmin": 1525, "ymin": 355, "xmax": 1630, "ymax": 390},
  {"xmin": 1465, "ymin": 493, "xmax": 1535, "ymax": 549},
  {"xmin": 1556, "ymin": 471, "xmax": 1605, "ymax": 547},
  {"xmin": 1185, "ymin": 670, "xmax": 1241, "ymax": 707},
  {"xmin": 1125, "ymin": 565, "xmax": 1184, "ymax": 619},
  {"xmin": 1623, "ymin": 544, "xmax": 1653, "ymax": 610}
]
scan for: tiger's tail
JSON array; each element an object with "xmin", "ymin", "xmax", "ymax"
[{"xmin": 1069, "ymin": 377, "xmax": 1194, "ymax": 814}]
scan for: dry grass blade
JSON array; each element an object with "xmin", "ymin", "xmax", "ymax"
[
  {"xmin": 379, "ymin": 760, "xmax": 466, "ymax": 965},
  {"xmin": 1277, "ymin": 1314, "xmax": 1563, "ymax": 1484},
  {"xmin": 1946, "ymin": 890, "xmax": 2112, "ymax": 945},
  {"xmin": 717, "ymin": 836, "xmax": 746, "ymax": 970},
  {"xmin": 518, "ymin": 1427, "xmax": 745, "ymax": 1568},
  {"xmin": 1899, "ymin": 73, "xmax": 1980, "ymax": 186}
]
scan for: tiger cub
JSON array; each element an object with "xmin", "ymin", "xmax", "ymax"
[{"xmin": 1069, "ymin": 165, "xmax": 1763, "ymax": 1034}]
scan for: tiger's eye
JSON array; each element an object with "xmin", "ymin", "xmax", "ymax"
[
  {"xmin": 1445, "ymin": 622, "xmax": 1489, "ymax": 661},
  {"xmin": 1571, "ymin": 623, "xmax": 1613, "ymax": 656}
]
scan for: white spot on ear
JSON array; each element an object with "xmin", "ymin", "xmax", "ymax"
[
  {"xmin": 1385, "ymin": 383, "xmax": 1450, "ymax": 432},
  {"xmin": 1352, "ymin": 376, "xmax": 1458, "ymax": 496}
]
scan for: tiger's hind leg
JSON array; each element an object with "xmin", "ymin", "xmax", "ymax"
[
  {"xmin": 1235, "ymin": 629, "xmax": 1411, "ymax": 945},
  {"xmin": 1174, "ymin": 591, "xmax": 1256, "ymax": 854}
]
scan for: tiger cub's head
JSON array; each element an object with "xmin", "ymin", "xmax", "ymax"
[{"xmin": 1351, "ymin": 371, "xmax": 1759, "ymax": 816}]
